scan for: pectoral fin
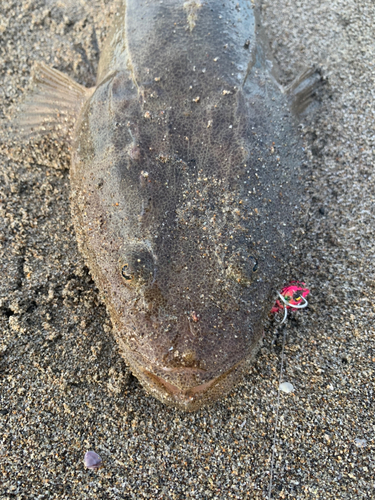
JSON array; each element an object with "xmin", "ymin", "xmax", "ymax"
[
  {"xmin": 13, "ymin": 63, "xmax": 94, "ymax": 142},
  {"xmin": 285, "ymin": 67, "xmax": 326, "ymax": 115}
]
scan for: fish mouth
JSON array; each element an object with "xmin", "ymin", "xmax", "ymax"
[
  {"xmin": 121, "ymin": 336, "xmax": 264, "ymax": 410},
  {"xmin": 138, "ymin": 361, "xmax": 245, "ymax": 410}
]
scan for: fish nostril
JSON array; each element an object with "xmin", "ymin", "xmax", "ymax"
[
  {"xmin": 181, "ymin": 350, "xmax": 196, "ymax": 365},
  {"xmin": 166, "ymin": 349, "xmax": 204, "ymax": 370}
]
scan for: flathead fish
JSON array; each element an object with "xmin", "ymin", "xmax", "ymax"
[{"xmin": 16, "ymin": 0, "xmax": 319, "ymax": 410}]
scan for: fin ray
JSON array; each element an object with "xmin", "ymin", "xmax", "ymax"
[
  {"xmin": 13, "ymin": 62, "xmax": 93, "ymax": 142},
  {"xmin": 285, "ymin": 68, "xmax": 325, "ymax": 115}
]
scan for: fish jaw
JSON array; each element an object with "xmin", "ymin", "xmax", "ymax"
[
  {"xmin": 139, "ymin": 363, "xmax": 246, "ymax": 411},
  {"xmin": 121, "ymin": 346, "xmax": 261, "ymax": 411},
  {"xmin": 113, "ymin": 322, "xmax": 264, "ymax": 411}
]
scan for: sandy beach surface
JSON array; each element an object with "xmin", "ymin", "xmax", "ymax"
[{"xmin": 0, "ymin": 0, "xmax": 374, "ymax": 498}]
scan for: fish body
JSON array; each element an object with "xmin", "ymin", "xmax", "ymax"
[{"xmin": 18, "ymin": 1, "xmax": 315, "ymax": 410}]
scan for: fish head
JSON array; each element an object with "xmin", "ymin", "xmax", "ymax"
[
  {"xmin": 71, "ymin": 70, "xmax": 298, "ymax": 411},
  {"xmin": 88, "ymin": 157, "xmax": 282, "ymax": 410},
  {"xmin": 111, "ymin": 228, "xmax": 272, "ymax": 410}
]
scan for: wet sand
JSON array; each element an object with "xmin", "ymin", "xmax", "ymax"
[{"xmin": 1, "ymin": 0, "xmax": 374, "ymax": 498}]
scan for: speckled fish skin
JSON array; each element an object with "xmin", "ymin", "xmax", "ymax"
[{"xmin": 70, "ymin": 0, "xmax": 304, "ymax": 410}]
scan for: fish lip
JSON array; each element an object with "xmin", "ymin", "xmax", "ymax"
[
  {"xmin": 141, "ymin": 368, "xmax": 217, "ymax": 397},
  {"xmin": 125, "ymin": 344, "xmax": 243, "ymax": 384},
  {"xmin": 121, "ymin": 340, "xmax": 260, "ymax": 409},
  {"xmin": 138, "ymin": 359, "xmax": 245, "ymax": 407}
]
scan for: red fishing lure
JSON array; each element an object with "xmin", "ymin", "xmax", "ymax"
[{"xmin": 271, "ymin": 281, "xmax": 310, "ymax": 322}]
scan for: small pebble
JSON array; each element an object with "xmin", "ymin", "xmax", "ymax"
[
  {"xmin": 354, "ymin": 438, "xmax": 367, "ymax": 448},
  {"xmin": 84, "ymin": 451, "xmax": 103, "ymax": 470},
  {"xmin": 279, "ymin": 382, "xmax": 294, "ymax": 393}
]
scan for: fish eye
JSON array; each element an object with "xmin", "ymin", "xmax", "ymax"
[
  {"xmin": 121, "ymin": 263, "xmax": 134, "ymax": 281},
  {"xmin": 226, "ymin": 252, "xmax": 259, "ymax": 286},
  {"xmin": 119, "ymin": 247, "xmax": 154, "ymax": 285}
]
